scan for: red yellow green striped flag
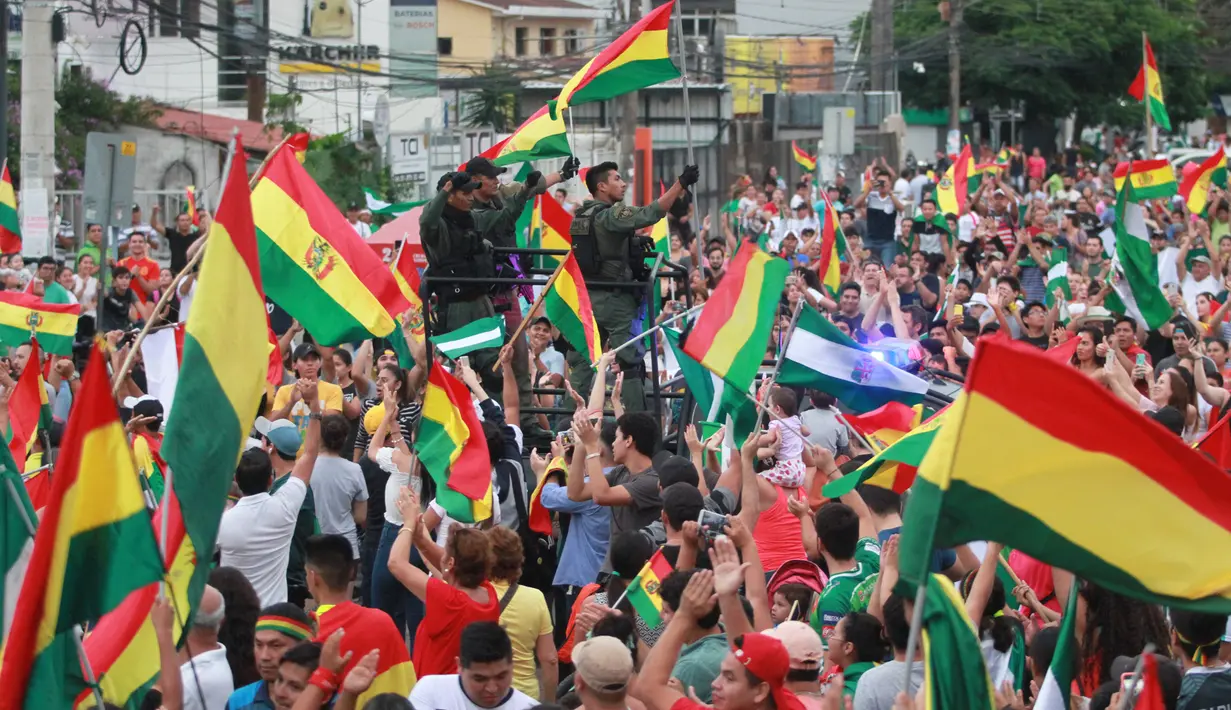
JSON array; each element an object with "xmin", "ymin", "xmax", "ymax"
[
  {"xmin": 7, "ymin": 338, "xmax": 52, "ymax": 471},
  {"xmin": 936, "ymin": 144, "xmax": 971, "ymax": 216},
  {"xmin": 843, "ymin": 402, "xmax": 923, "ymax": 449},
  {"xmin": 681, "ymin": 240, "xmax": 789, "ymax": 392},
  {"xmin": 392, "ymin": 241, "xmax": 425, "ymax": 341},
  {"xmin": 530, "ymin": 192, "xmax": 574, "ymax": 267},
  {"xmin": 0, "ymin": 162, "xmax": 21, "ymax": 253},
  {"xmin": 624, "ymin": 548, "xmax": 673, "ymax": 626},
  {"xmin": 822, "ymin": 405, "xmax": 948, "ymax": 498},
  {"xmin": 1112, "ymin": 159, "xmax": 1177, "ymax": 199},
  {"xmin": 0, "ymin": 291, "xmax": 80, "ymax": 356},
  {"xmin": 164, "ymin": 136, "xmax": 271, "ymax": 645},
  {"xmin": 543, "ymin": 252, "xmax": 602, "ymax": 365},
  {"xmin": 899, "ymin": 335, "xmax": 1231, "ymax": 612},
  {"xmin": 1181, "ymin": 146, "xmax": 1226, "ymax": 214},
  {"xmin": 0, "ymin": 341, "xmax": 162, "ymax": 709},
  {"xmin": 550, "ymin": 0, "xmax": 680, "ymax": 116},
  {"xmin": 792, "ymin": 141, "xmax": 817, "ymax": 173},
  {"xmin": 818, "ymin": 190, "xmax": 847, "ymax": 293},
  {"xmin": 185, "ymin": 185, "xmax": 199, "ymax": 226},
  {"xmin": 415, "ymin": 365, "xmax": 493, "ymax": 523},
  {"xmin": 252, "ymin": 147, "xmax": 410, "ymax": 345},
  {"xmin": 1128, "ymin": 37, "xmax": 1172, "ymax": 132},
  {"xmin": 478, "ymin": 105, "xmax": 571, "ymax": 167},
  {"xmin": 968, "ymin": 162, "xmax": 1000, "ymax": 194}
]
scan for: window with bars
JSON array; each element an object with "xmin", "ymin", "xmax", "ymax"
[
  {"xmin": 150, "ymin": 0, "xmax": 201, "ymax": 39},
  {"xmin": 539, "ymin": 27, "xmax": 556, "ymax": 56}
]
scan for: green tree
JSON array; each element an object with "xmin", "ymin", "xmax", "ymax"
[
  {"xmin": 853, "ymin": 0, "xmax": 1209, "ymax": 126},
  {"xmin": 461, "ymin": 63, "xmax": 518, "ymax": 132}
]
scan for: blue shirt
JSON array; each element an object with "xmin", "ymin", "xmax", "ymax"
[
  {"xmin": 540, "ymin": 480, "xmax": 611, "ymax": 588},
  {"xmin": 878, "ymin": 526, "xmax": 956, "ymax": 573},
  {"xmin": 226, "ymin": 680, "xmax": 274, "ymax": 710}
]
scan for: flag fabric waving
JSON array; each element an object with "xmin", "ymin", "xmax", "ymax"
[
  {"xmin": 1044, "ymin": 248, "xmax": 1071, "ymax": 308},
  {"xmin": 1112, "ymin": 159, "xmax": 1177, "ymax": 199},
  {"xmin": 0, "ymin": 341, "xmax": 162, "ymax": 709},
  {"xmin": 792, "ymin": 141, "xmax": 817, "ymax": 172},
  {"xmin": 543, "ymin": 253, "xmax": 603, "ymax": 366},
  {"xmin": 0, "ymin": 440, "xmax": 34, "ymax": 648},
  {"xmin": 0, "ymin": 163, "xmax": 21, "ymax": 253},
  {"xmin": 530, "ymin": 192, "xmax": 575, "ymax": 267},
  {"xmin": 315, "ymin": 602, "xmax": 417, "ymax": 706},
  {"xmin": 681, "ymin": 239, "xmax": 789, "ymax": 393},
  {"xmin": 1105, "ymin": 182, "xmax": 1172, "ymax": 330},
  {"xmin": 625, "ymin": 548, "xmax": 673, "ymax": 627},
  {"xmin": 432, "ymin": 316, "xmax": 505, "ymax": 360},
  {"xmin": 363, "ymin": 187, "xmax": 427, "ymax": 217},
  {"xmin": 7, "ymin": 338, "xmax": 52, "ymax": 471},
  {"xmin": 915, "ymin": 574, "xmax": 997, "ymax": 710},
  {"xmin": 416, "ymin": 365, "xmax": 493, "ymax": 523},
  {"xmin": 898, "ymin": 335, "xmax": 1231, "ymax": 613},
  {"xmin": 185, "ymin": 185, "xmax": 199, "ymax": 226},
  {"xmin": 817, "ymin": 192, "xmax": 847, "ymax": 294},
  {"xmin": 1033, "ymin": 586, "xmax": 1079, "ymax": 710},
  {"xmin": 550, "ymin": 0, "xmax": 679, "ymax": 116},
  {"xmin": 390, "ymin": 241, "xmax": 426, "ymax": 369},
  {"xmin": 822, "ymin": 406, "xmax": 949, "ymax": 497},
  {"xmin": 252, "ymin": 147, "xmax": 410, "ymax": 344},
  {"xmin": 777, "ymin": 304, "xmax": 930, "ymax": 413},
  {"xmin": 478, "ymin": 105, "xmax": 571, "ymax": 166},
  {"xmin": 163, "ymin": 136, "xmax": 271, "ymax": 645},
  {"xmin": 936, "ymin": 144, "xmax": 972, "ymax": 216},
  {"xmin": 1197, "ymin": 413, "xmax": 1231, "ymax": 470},
  {"xmin": 0, "ymin": 291, "xmax": 80, "ymax": 356},
  {"xmin": 1180, "ymin": 147, "xmax": 1226, "ymax": 215},
  {"xmin": 843, "ymin": 402, "xmax": 922, "ymax": 449},
  {"xmin": 663, "ymin": 327, "xmax": 759, "ymax": 443},
  {"xmin": 1128, "ymin": 36, "xmax": 1172, "ymax": 131}
]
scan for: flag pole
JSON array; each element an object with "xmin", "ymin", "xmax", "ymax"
[
  {"xmin": 672, "ymin": 0, "xmax": 695, "ymax": 164},
  {"xmin": 2, "ymin": 469, "xmax": 107, "ymax": 709},
  {"xmin": 1142, "ymin": 31, "xmax": 1154, "ymax": 157},
  {"xmin": 490, "ymin": 257, "xmax": 569, "ymax": 372},
  {"xmin": 829, "ymin": 406, "xmax": 883, "ymax": 454},
  {"xmin": 606, "ymin": 304, "xmax": 704, "ymax": 358}
]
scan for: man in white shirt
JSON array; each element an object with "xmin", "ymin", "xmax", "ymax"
[
  {"xmin": 782, "ymin": 204, "xmax": 820, "ymax": 245},
  {"xmin": 346, "ymin": 203, "xmax": 373, "ymax": 240},
  {"xmin": 409, "ymin": 621, "xmax": 538, "ymax": 710},
  {"xmin": 1177, "ymin": 248, "xmax": 1220, "ymax": 315},
  {"xmin": 217, "ymin": 381, "xmax": 322, "ymax": 607},
  {"xmin": 180, "ymin": 585, "xmax": 235, "ymax": 710},
  {"xmin": 893, "ymin": 171, "xmax": 912, "ymax": 205}
]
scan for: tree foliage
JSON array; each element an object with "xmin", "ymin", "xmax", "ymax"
[
  {"xmin": 462, "ymin": 63, "xmax": 519, "ymax": 132},
  {"xmin": 854, "ymin": 0, "xmax": 1209, "ymax": 124}
]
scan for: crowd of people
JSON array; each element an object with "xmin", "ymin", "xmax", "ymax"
[{"xmin": 8, "ymin": 137, "xmax": 1231, "ymax": 710}]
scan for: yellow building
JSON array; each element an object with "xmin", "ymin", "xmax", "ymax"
[
  {"xmin": 724, "ymin": 36, "xmax": 835, "ymax": 115},
  {"xmin": 436, "ymin": 0, "xmax": 604, "ymax": 76}
]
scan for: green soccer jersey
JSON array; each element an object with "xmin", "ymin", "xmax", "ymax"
[{"xmin": 811, "ymin": 537, "xmax": 881, "ymax": 647}]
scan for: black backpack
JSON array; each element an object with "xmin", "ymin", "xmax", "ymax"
[{"xmin": 570, "ymin": 203, "xmax": 612, "ymax": 278}]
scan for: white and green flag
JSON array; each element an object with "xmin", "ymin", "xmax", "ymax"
[
  {"xmin": 1105, "ymin": 187, "xmax": 1172, "ymax": 330},
  {"xmin": 1045, "ymin": 248, "xmax": 1071, "ymax": 308},
  {"xmin": 776, "ymin": 304, "xmax": 929, "ymax": 413},
  {"xmin": 1033, "ymin": 588, "xmax": 1079, "ymax": 710},
  {"xmin": 0, "ymin": 451, "xmax": 34, "ymax": 646},
  {"xmin": 363, "ymin": 187, "xmax": 428, "ymax": 216},
  {"xmin": 663, "ymin": 327, "xmax": 759, "ymax": 443},
  {"xmin": 432, "ymin": 316, "xmax": 505, "ymax": 359}
]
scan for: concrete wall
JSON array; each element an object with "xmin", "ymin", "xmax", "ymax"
[{"xmin": 437, "ymin": 0, "xmax": 496, "ymax": 74}]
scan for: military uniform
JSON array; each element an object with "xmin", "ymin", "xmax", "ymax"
[
  {"xmin": 420, "ymin": 180, "xmax": 531, "ymax": 378},
  {"xmin": 567, "ymin": 198, "xmax": 668, "ymax": 413}
]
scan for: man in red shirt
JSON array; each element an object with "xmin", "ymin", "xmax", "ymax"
[
  {"xmin": 117, "ymin": 232, "xmax": 160, "ymax": 304},
  {"xmin": 1112, "ymin": 314, "xmax": 1152, "ymax": 395}
]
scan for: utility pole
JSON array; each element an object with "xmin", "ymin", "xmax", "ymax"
[
  {"xmin": 0, "ymin": 0, "xmax": 8, "ymax": 162},
  {"xmin": 617, "ymin": 0, "xmax": 642, "ymax": 201},
  {"xmin": 21, "ymin": 0, "xmax": 55, "ymax": 255},
  {"xmin": 947, "ymin": 0, "xmax": 962, "ymax": 133},
  {"xmin": 356, "ymin": 0, "xmax": 364, "ymax": 142},
  {"xmin": 869, "ymin": 0, "xmax": 892, "ymax": 92}
]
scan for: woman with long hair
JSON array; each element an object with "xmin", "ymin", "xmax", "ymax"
[
  {"xmin": 1070, "ymin": 325, "xmax": 1109, "ymax": 385},
  {"xmin": 487, "ymin": 526, "xmax": 558, "ymax": 701},
  {"xmin": 208, "ymin": 566, "xmax": 262, "ymax": 688},
  {"xmin": 389, "ymin": 487, "xmax": 499, "ymax": 678},
  {"xmin": 1075, "ymin": 582, "xmax": 1169, "ymax": 693}
]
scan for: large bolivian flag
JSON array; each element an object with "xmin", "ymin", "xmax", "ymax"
[
  {"xmin": 543, "ymin": 253, "xmax": 602, "ymax": 365},
  {"xmin": 0, "ymin": 291, "xmax": 80, "ymax": 356},
  {"xmin": 0, "ymin": 341, "xmax": 162, "ymax": 708},
  {"xmin": 164, "ymin": 136, "xmax": 270, "ymax": 642},
  {"xmin": 479, "ymin": 105, "xmax": 571, "ymax": 166},
  {"xmin": 551, "ymin": 0, "xmax": 680, "ymax": 116},
  {"xmin": 252, "ymin": 147, "xmax": 410, "ymax": 345},
  {"xmin": 899, "ymin": 335, "xmax": 1231, "ymax": 613}
]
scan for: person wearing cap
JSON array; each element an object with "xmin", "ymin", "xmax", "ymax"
[
  {"xmin": 226, "ymin": 603, "xmax": 316, "ymax": 710},
  {"xmin": 410, "ymin": 621, "xmax": 537, "ymax": 710},
  {"xmin": 971, "ymin": 174, "xmax": 1020, "ymax": 251},
  {"xmin": 763, "ymin": 621, "xmax": 827, "ymax": 709},
  {"xmin": 1154, "ymin": 318, "xmax": 1219, "ymax": 380},
  {"xmin": 567, "ymin": 161, "xmax": 699, "ymax": 413},
  {"xmin": 271, "ymin": 342, "xmax": 344, "ymax": 443},
  {"xmin": 126, "ymin": 395, "xmax": 167, "ymax": 503},
  {"xmin": 636, "ymin": 567, "xmax": 814, "ymax": 710},
  {"xmin": 345, "ymin": 202, "xmax": 372, "ymax": 240},
  {"xmin": 1177, "ymin": 232, "xmax": 1222, "ymax": 314},
  {"xmin": 572, "ymin": 635, "xmax": 635, "ymax": 710},
  {"xmin": 118, "ymin": 203, "xmax": 157, "ymax": 256},
  {"xmin": 218, "ymin": 380, "xmax": 322, "ymax": 607}
]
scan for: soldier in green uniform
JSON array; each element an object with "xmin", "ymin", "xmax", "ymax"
[
  {"xmin": 568, "ymin": 162, "xmax": 699, "ymax": 412},
  {"xmin": 420, "ymin": 170, "xmax": 538, "ymax": 379},
  {"xmin": 466, "ymin": 155, "xmax": 579, "ymax": 427}
]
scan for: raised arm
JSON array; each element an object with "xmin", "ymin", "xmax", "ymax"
[
  {"xmin": 387, "ymin": 487, "xmax": 430, "ymax": 600},
  {"xmin": 291, "ymin": 380, "xmax": 322, "ymax": 485},
  {"xmin": 634, "ymin": 571, "xmax": 712, "ymax": 710}
]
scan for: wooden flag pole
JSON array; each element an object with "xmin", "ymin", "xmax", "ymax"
[{"xmin": 490, "ymin": 257, "xmax": 568, "ymax": 372}]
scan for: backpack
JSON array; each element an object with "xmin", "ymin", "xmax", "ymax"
[{"xmin": 569, "ymin": 203, "xmax": 612, "ymax": 278}]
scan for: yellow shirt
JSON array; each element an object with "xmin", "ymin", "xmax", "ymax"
[
  {"xmin": 272, "ymin": 381, "xmax": 344, "ymax": 443},
  {"xmin": 491, "ymin": 580, "xmax": 553, "ymax": 699}
]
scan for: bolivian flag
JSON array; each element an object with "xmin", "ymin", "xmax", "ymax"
[
  {"xmin": 1112, "ymin": 159, "xmax": 1176, "ymax": 200},
  {"xmin": 480, "ymin": 105, "xmax": 571, "ymax": 166},
  {"xmin": 316, "ymin": 602, "xmax": 416, "ymax": 706},
  {"xmin": 968, "ymin": 162, "xmax": 1000, "ymax": 194},
  {"xmin": 818, "ymin": 191, "xmax": 847, "ymax": 294},
  {"xmin": 551, "ymin": 0, "xmax": 679, "ymax": 116},
  {"xmin": 1180, "ymin": 146, "xmax": 1226, "ymax": 215},
  {"xmin": 914, "ymin": 574, "xmax": 997, "ymax": 710},
  {"xmin": 1128, "ymin": 37, "xmax": 1172, "ymax": 131},
  {"xmin": 0, "ymin": 341, "xmax": 162, "ymax": 709},
  {"xmin": 625, "ymin": 548, "xmax": 673, "ymax": 626},
  {"xmin": 792, "ymin": 141, "xmax": 817, "ymax": 172},
  {"xmin": 392, "ymin": 241, "xmax": 425, "ymax": 341},
  {"xmin": 185, "ymin": 185, "xmax": 199, "ymax": 226},
  {"xmin": 682, "ymin": 239, "xmax": 789, "ymax": 394},
  {"xmin": 823, "ymin": 406, "xmax": 948, "ymax": 498},
  {"xmin": 936, "ymin": 144, "xmax": 971, "ymax": 217},
  {"xmin": 416, "ymin": 365, "xmax": 493, "ymax": 523},
  {"xmin": 252, "ymin": 147, "xmax": 410, "ymax": 345},
  {"xmin": 7, "ymin": 338, "xmax": 52, "ymax": 469},
  {"xmin": 843, "ymin": 402, "xmax": 923, "ymax": 449},
  {"xmin": 899, "ymin": 335, "xmax": 1231, "ymax": 613},
  {"xmin": 528, "ymin": 456, "xmax": 568, "ymax": 536},
  {"xmin": 531, "ymin": 192, "xmax": 575, "ymax": 267},
  {"xmin": 0, "ymin": 163, "xmax": 21, "ymax": 253},
  {"xmin": 543, "ymin": 253, "xmax": 602, "ymax": 366},
  {"xmin": 0, "ymin": 291, "xmax": 80, "ymax": 356}
]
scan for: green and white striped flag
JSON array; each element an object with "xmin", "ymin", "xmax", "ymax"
[
  {"xmin": 1104, "ymin": 186, "xmax": 1172, "ymax": 330},
  {"xmin": 663, "ymin": 327, "xmax": 759, "ymax": 443},
  {"xmin": 363, "ymin": 187, "xmax": 428, "ymax": 216},
  {"xmin": 1034, "ymin": 587, "xmax": 1079, "ymax": 710},
  {"xmin": 432, "ymin": 316, "xmax": 505, "ymax": 360},
  {"xmin": 1045, "ymin": 248, "xmax": 1071, "ymax": 308},
  {"xmin": 0, "ymin": 446, "xmax": 34, "ymax": 647}
]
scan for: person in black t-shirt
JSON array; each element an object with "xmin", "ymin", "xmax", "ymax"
[
  {"xmin": 832, "ymin": 282, "xmax": 865, "ymax": 342},
  {"xmin": 100, "ymin": 266, "xmax": 141, "ymax": 332},
  {"xmin": 153, "ymin": 209, "xmax": 205, "ymax": 273},
  {"xmin": 1017, "ymin": 301, "xmax": 1051, "ymax": 350}
]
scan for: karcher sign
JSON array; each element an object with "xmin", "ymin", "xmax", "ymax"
[{"xmin": 276, "ymin": 44, "xmax": 382, "ymax": 74}]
